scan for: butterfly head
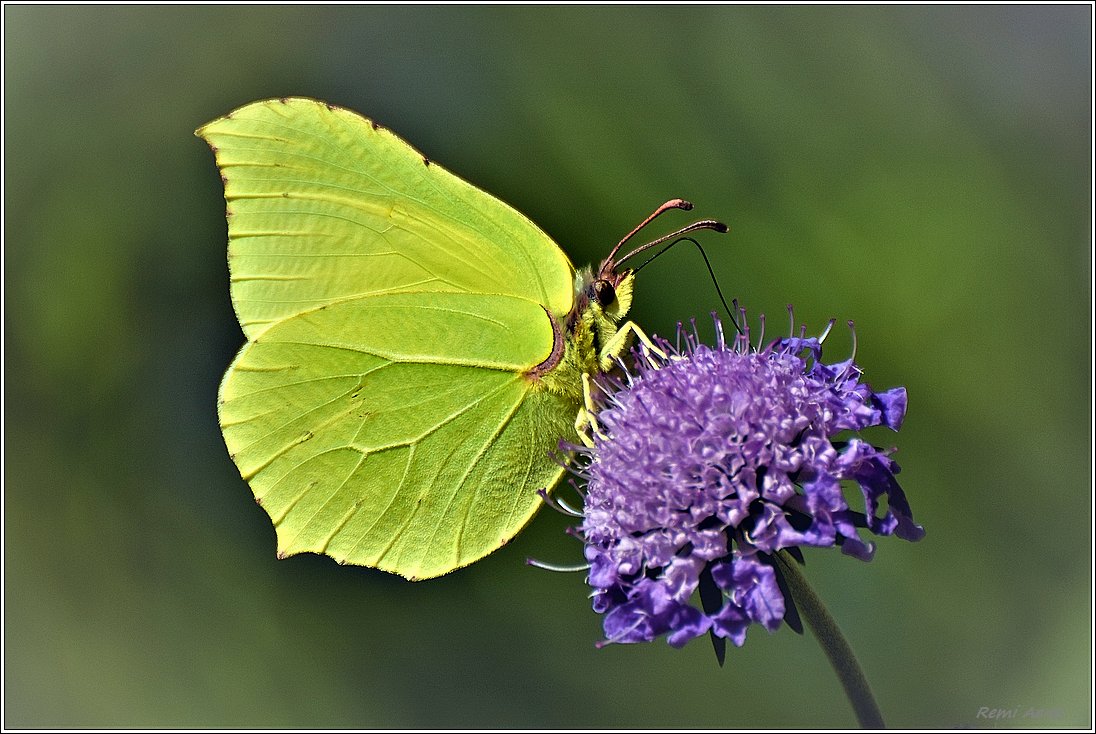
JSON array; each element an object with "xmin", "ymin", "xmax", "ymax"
[
  {"xmin": 575, "ymin": 265, "xmax": 635, "ymax": 325},
  {"xmin": 583, "ymin": 200, "xmax": 728, "ymax": 326}
]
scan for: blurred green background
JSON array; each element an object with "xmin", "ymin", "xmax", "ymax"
[{"xmin": 4, "ymin": 5, "xmax": 1091, "ymax": 728}]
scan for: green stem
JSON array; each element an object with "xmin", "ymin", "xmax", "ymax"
[{"xmin": 775, "ymin": 551, "xmax": 885, "ymax": 729}]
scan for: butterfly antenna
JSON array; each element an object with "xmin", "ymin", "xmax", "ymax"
[
  {"xmin": 600, "ymin": 199, "xmax": 729, "ymax": 273},
  {"xmin": 632, "ymin": 236, "xmax": 742, "ymax": 335},
  {"xmin": 602, "ymin": 199, "xmax": 695, "ymax": 268},
  {"xmin": 612, "ymin": 217, "xmax": 729, "ymax": 269}
]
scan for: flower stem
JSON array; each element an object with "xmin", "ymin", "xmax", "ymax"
[{"xmin": 775, "ymin": 551, "xmax": 885, "ymax": 729}]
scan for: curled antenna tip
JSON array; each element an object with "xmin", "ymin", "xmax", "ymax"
[{"xmin": 713, "ymin": 222, "xmax": 729, "ymax": 233}]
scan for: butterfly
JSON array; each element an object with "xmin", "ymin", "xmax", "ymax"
[{"xmin": 198, "ymin": 97, "xmax": 726, "ymax": 580}]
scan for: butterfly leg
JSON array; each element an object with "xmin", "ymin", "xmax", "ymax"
[
  {"xmin": 574, "ymin": 372, "xmax": 606, "ymax": 448},
  {"xmin": 599, "ymin": 319, "xmax": 668, "ymax": 371},
  {"xmin": 579, "ymin": 322, "xmax": 669, "ymax": 446}
]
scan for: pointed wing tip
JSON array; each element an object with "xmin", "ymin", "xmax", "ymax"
[
  {"xmin": 193, "ymin": 96, "xmax": 306, "ymax": 137},
  {"xmin": 194, "ymin": 120, "xmax": 217, "ymax": 145},
  {"xmin": 195, "ymin": 97, "xmax": 373, "ymax": 153}
]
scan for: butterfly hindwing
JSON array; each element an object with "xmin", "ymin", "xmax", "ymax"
[{"xmin": 219, "ymin": 291, "xmax": 576, "ymax": 579}]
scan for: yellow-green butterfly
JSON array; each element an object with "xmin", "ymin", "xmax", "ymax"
[{"xmin": 198, "ymin": 97, "xmax": 726, "ymax": 580}]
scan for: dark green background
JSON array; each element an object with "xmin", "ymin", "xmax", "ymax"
[{"xmin": 5, "ymin": 5, "xmax": 1091, "ymax": 728}]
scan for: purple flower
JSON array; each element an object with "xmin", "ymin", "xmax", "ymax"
[{"xmin": 558, "ymin": 312, "xmax": 924, "ymax": 653}]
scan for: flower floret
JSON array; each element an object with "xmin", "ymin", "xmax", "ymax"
[{"xmin": 570, "ymin": 314, "xmax": 923, "ymax": 650}]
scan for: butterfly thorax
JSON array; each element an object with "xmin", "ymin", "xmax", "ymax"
[{"xmin": 532, "ymin": 267, "xmax": 635, "ymax": 403}]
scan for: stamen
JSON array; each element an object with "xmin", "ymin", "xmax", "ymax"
[
  {"xmin": 834, "ymin": 321, "xmax": 861, "ymax": 383},
  {"xmin": 555, "ymin": 450, "xmax": 591, "ymax": 480},
  {"xmin": 737, "ymin": 303, "xmax": 750, "ymax": 353},
  {"xmin": 568, "ymin": 463, "xmax": 592, "ymax": 480},
  {"xmin": 607, "ymin": 363, "xmax": 633, "ymax": 390},
  {"xmin": 787, "ymin": 303, "xmax": 795, "ymax": 337},
  {"xmin": 555, "ymin": 494, "xmax": 585, "ymax": 518},
  {"xmin": 536, "ymin": 488, "xmax": 585, "ymax": 517},
  {"xmin": 525, "ymin": 557, "xmax": 590, "ymax": 573},
  {"xmin": 686, "ymin": 317, "xmax": 699, "ymax": 354},
  {"xmin": 714, "ymin": 312, "xmax": 726, "ymax": 351},
  {"xmin": 552, "ymin": 449, "xmax": 592, "ymax": 481},
  {"xmin": 818, "ymin": 318, "xmax": 837, "ymax": 344},
  {"xmin": 595, "ymin": 614, "xmax": 648, "ymax": 647},
  {"xmin": 731, "ymin": 299, "xmax": 744, "ymax": 352},
  {"xmin": 756, "ymin": 312, "xmax": 766, "ymax": 352}
]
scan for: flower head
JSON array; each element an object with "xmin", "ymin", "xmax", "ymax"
[{"xmin": 559, "ymin": 312, "xmax": 923, "ymax": 651}]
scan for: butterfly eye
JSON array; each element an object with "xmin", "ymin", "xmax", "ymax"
[{"xmin": 592, "ymin": 279, "xmax": 616, "ymax": 307}]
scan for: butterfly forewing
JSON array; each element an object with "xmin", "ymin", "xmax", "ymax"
[{"xmin": 198, "ymin": 98, "xmax": 575, "ymax": 339}]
